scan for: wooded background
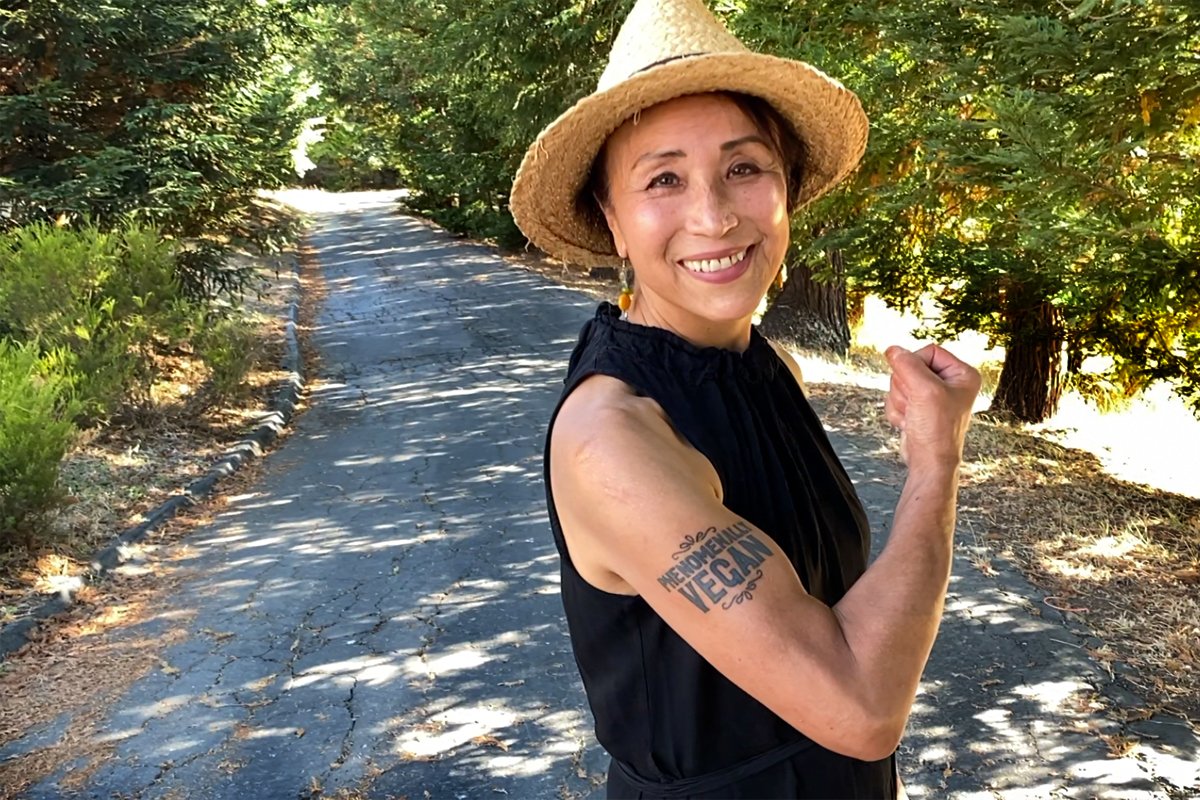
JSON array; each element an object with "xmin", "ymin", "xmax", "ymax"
[{"xmin": 3, "ymin": 0, "xmax": 1198, "ymax": 431}]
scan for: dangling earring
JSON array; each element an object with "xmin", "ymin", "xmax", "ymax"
[
  {"xmin": 618, "ymin": 260, "xmax": 633, "ymax": 318},
  {"xmin": 773, "ymin": 266, "xmax": 785, "ymax": 292}
]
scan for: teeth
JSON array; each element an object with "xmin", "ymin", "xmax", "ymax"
[{"xmin": 681, "ymin": 248, "xmax": 748, "ymax": 273}]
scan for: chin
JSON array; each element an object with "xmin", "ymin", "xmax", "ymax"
[{"xmin": 690, "ymin": 293, "xmax": 766, "ymax": 324}]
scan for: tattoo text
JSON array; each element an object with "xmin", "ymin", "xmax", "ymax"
[{"xmin": 656, "ymin": 520, "xmax": 774, "ymax": 613}]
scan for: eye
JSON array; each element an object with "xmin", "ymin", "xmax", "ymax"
[
  {"xmin": 647, "ymin": 172, "xmax": 680, "ymax": 189},
  {"xmin": 730, "ymin": 161, "xmax": 762, "ymax": 177}
]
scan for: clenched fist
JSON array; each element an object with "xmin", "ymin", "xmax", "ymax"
[{"xmin": 883, "ymin": 344, "xmax": 982, "ymax": 472}]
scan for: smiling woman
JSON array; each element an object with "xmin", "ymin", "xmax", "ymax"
[
  {"xmin": 588, "ymin": 93, "xmax": 794, "ymax": 348},
  {"xmin": 509, "ymin": 1, "xmax": 981, "ymax": 798}
]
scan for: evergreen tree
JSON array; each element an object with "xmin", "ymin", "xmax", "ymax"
[{"xmin": 0, "ymin": 0, "xmax": 316, "ymax": 296}]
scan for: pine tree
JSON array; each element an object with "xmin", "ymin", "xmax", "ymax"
[{"xmin": 0, "ymin": 0, "xmax": 315, "ymax": 296}]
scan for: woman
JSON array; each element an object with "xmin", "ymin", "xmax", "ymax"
[{"xmin": 510, "ymin": 1, "xmax": 981, "ymax": 797}]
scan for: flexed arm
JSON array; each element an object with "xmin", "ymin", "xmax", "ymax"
[{"xmin": 550, "ymin": 349, "xmax": 979, "ymax": 761}]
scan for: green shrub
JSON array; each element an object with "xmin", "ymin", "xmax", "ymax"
[
  {"xmin": 0, "ymin": 223, "xmax": 115, "ymax": 345},
  {"xmin": 0, "ymin": 341, "xmax": 81, "ymax": 547},
  {"xmin": 0, "ymin": 222, "xmax": 197, "ymax": 421},
  {"xmin": 194, "ymin": 314, "xmax": 262, "ymax": 404}
]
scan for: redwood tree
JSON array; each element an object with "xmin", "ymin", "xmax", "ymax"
[{"xmin": 759, "ymin": 250, "xmax": 852, "ymax": 355}]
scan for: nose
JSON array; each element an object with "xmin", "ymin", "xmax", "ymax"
[{"xmin": 685, "ymin": 179, "xmax": 738, "ymax": 238}]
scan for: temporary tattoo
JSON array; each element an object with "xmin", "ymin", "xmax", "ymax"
[
  {"xmin": 671, "ymin": 527, "xmax": 712, "ymax": 560},
  {"xmin": 655, "ymin": 520, "xmax": 774, "ymax": 613},
  {"xmin": 721, "ymin": 568, "xmax": 765, "ymax": 610}
]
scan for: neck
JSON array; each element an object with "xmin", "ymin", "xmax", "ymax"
[{"xmin": 625, "ymin": 296, "xmax": 753, "ymax": 352}]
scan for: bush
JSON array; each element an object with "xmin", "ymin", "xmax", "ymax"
[
  {"xmin": 194, "ymin": 313, "xmax": 262, "ymax": 404},
  {"xmin": 0, "ymin": 222, "xmax": 196, "ymax": 421},
  {"xmin": 0, "ymin": 341, "xmax": 81, "ymax": 547}
]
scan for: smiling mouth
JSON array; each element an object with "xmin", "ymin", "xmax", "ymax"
[{"xmin": 679, "ymin": 246, "xmax": 753, "ymax": 274}]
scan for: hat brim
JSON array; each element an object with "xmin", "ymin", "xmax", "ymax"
[{"xmin": 510, "ymin": 52, "xmax": 869, "ymax": 267}]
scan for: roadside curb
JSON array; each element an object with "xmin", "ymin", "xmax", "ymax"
[{"xmin": 0, "ymin": 257, "xmax": 306, "ymax": 662}]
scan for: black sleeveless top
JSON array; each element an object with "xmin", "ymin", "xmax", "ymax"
[{"xmin": 544, "ymin": 303, "xmax": 897, "ymax": 799}]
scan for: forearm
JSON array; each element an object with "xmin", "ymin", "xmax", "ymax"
[{"xmin": 832, "ymin": 465, "xmax": 960, "ymax": 736}]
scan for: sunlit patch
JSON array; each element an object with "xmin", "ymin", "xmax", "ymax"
[
  {"xmin": 1076, "ymin": 526, "xmax": 1166, "ymax": 561},
  {"xmin": 1041, "ymin": 557, "xmax": 1098, "ymax": 581},
  {"xmin": 287, "ymin": 655, "xmax": 401, "ymax": 690},
  {"xmin": 973, "ymin": 707, "xmax": 1011, "ymax": 725},
  {"xmin": 405, "ymin": 647, "xmax": 493, "ymax": 679},
  {"xmin": 395, "ymin": 704, "xmax": 518, "ymax": 761},
  {"xmin": 1067, "ymin": 754, "xmax": 1157, "ymax": 786},
  {"xmin": 90, "ymin": 727, "xmax": 147, "ymax": 745},
  {"xmin": 1012, "ymin": 679, "xmax": 1088, "ymax": 710},
  {"xmin": 238, "ymin": 725, "xmax": 306, "ymax": 740},
  {"xmin": 916, "ymin": 743, "xmax": 953, "ymax": 763}
]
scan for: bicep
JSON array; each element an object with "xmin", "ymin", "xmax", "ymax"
[{"xmin": 552, "ymin": 397, "xmax": 878, "ymax": 757}]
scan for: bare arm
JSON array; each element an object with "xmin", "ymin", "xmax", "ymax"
[{"xmin": 551, "ymin": 345, "xmax": 979, "ymax": 761}]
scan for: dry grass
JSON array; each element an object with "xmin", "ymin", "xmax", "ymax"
[
  {"xmin": 956, "ymin": 415, "xmax": 1200, "ymax": 720},
  {"xmin": 0, "ymin": 555, "xmax": 195, "ymax": 799}
]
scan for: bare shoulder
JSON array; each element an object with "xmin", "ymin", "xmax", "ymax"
[
  {"xmin": 551, "ymin": 373, "xmax": 719, "ymax": 504},
  {"xmin": 553, "ymin": 373, "xmax": 665, "ymax": 448},
  {"xmin": 765, "ymin": 338, "xmax": 807, "ymax": 394},
  {"xmin": 549, "ymin": 374, "xmax": 722, "ymax": 592}
]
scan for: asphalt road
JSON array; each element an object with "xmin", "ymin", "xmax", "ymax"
[{"xmin": 3, "ymin": 191, "xmax": 1196, "ymax": 799}]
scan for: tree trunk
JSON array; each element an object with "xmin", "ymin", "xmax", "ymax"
[
  {"xmin": 759, "ymin": 248, "xmax": 850, "ymax": 356},
  {"xmin": 847, "ymin": 286, "xmax": 867, "ymax": 336},
  {"xmin": 990, "ymin": 285, "xmax": 1065, "ymax": 423}
]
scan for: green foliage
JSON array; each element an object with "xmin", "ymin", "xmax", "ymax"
[
  {"xmin": 0, "ymin": 340, "xmax": 80, "ymax": 544},
  {"xmin": 299, "ymin": 0, "xmax": 1200, "ymax": 417},
  {"xmin": 299, "ymin": 0, "xmax": 633, "ymax": 243},
  {"xmin": 0, "ymin": 0, "xmax": 316, "ymax": 298},
  {"xmin": 0, "ymin": 222, "xmax": 196, "ymax": 420},
  {"xmin": 732, "ymin": 0, "xmax": 1200, "ymax": 418},
  {"xmin": 193, "ymin": 313, "xmax": 262, "ymax": 403}
]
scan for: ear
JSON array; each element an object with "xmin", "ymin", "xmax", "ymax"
[{"xmin": 600, "ymin": 201, "xmax": 628, "ymax": 260}]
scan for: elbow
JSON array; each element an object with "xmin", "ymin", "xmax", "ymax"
[
  {"xmin": 853, "ymin": 719, "xmax": 904, "ymax": 763},
  {"xmin": 800, "ymin": 705, "xmax": 905, "ymax": 763},
  {"xmin": 828, "ymin": 696, "xmax": 906, "ymax": 762}
]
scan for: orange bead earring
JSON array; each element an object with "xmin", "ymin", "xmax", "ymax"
[{"xmin": 618, "ymin": 260, "xmax": 633, "ymax": 316}]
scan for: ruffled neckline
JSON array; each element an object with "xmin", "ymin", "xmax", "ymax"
[{"xmin": 592, "ymin": 302, "xmax": 779, "ymax": 384}]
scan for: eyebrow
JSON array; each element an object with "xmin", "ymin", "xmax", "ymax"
[
  {"xmin": 630, "ymin": 135, "xmax": 773, "ymax": 170},
  {"xmin": 721, "ymin": 135, "xmax": 772, "ymax": 152}
]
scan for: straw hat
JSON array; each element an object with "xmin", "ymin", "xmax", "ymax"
[{"xmin": 509, "ymin": 0, "xmax": 869, "ymax": 267}]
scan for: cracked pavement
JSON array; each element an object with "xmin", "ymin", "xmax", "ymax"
[{"xmin": 2, "ymin": 190, "xmax": 1196, "ymax": 798}]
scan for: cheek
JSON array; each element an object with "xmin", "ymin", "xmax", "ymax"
[
  {"xmin": 625, "ymin": 202, "xmax": 679, "ymax": 252},
  {"xmin": 740, "ymin": 182, "xmax": 790, "ymax": 268},
  {"xmin": 735, "ymin": 179, "xmax": 789, "ymax": 230}
]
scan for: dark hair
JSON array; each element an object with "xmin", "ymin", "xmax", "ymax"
[{"xmin": 575, "ymin": 92, "xmax": 808, "ymax": 235}]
